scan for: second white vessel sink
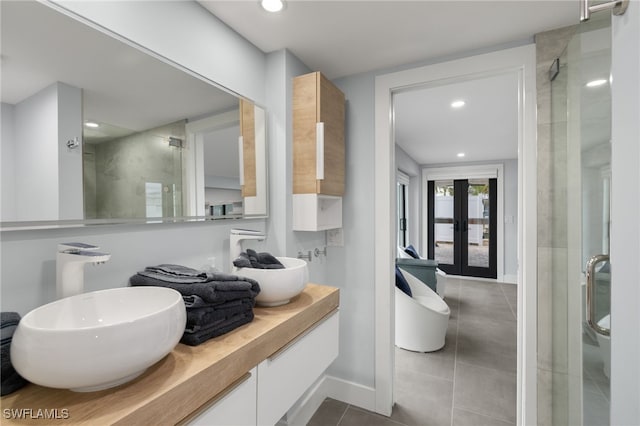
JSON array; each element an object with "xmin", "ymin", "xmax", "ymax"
[
  {"xmin": 236, "ymin": 257, "xmax": 308, "ymax": 306},
  {"xmin": 11, "ymin": 286, "xmax": 186, "ymax": 392}
]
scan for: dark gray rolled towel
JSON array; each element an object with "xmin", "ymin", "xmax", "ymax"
[
  {"xmin": 185, "ymin": 298, "xmax": 255, "ymax": 332},
  {"xmin": 181, "ymin": 310, "xmax": 254, "ymax": 346},
  {"xmin": 232, "ymin": 252, "xmax": 253, "ymax": 269},
  {"xmin": 129, "ymin": 273, "xmax": 260, "ymax": 304},
  {"xmin": 1, "ymin": 312, "xmax": 28, "ymax": 396},
  {"xmin": 245, "ymin": 249, "xmax": 285, "ymax": 269}
]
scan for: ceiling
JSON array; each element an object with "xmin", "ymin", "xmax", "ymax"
[
  {"xmin": 199, "ymin": 1, "xmax": 577, "ymax": 80},
  {"xmin": 200, "ymin": 0, "xmax": 579, "ymax": 166},
  {"xmin": 393, "ymin": 72, "xmax": 519, "ymax": 165}
]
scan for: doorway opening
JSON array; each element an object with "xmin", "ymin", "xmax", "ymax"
[{"xmin": 374, "ymin": 45, "xmax": 538, "ymax": 423}]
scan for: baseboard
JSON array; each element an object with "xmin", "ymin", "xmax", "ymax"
[
  {"xmin": 283, "ymin": 375, "xmax": 377, "ymax": 425},
  {"xmin": 323, "ymin": 375, "xmax": 377, "ymax": 412},
  {"xmin": 503, "ymin": 274, "xmax": 518, "ymax": 284}
]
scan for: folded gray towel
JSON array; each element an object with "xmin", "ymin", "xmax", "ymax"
[
  {"xmin": 186, "ymin": 299, "xmax": 255, "ymax": 333},
  {"xmin": 1, "ymin": 312, "xmax": 20, "ymax": 347},
  {"xmin": 129, "ymin": 273, "xmax": 260, "ymax": 304},
  {"xmin": 183, "ymin": 294, "xmax": 221, "ymax": 309},
  {"xmin": 181, "ymin": 310, "xmax": 254, "ymax": 346},
  {"xmin": 1, "ymin": 312, "xmax": 27, "ymax": 396}
]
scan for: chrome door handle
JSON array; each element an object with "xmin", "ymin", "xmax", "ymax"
[{"xmin": 586, "ymin": 254, "xmax": 610, "ymax": 336}]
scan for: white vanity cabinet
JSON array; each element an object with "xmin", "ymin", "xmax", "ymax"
[
  {"xmin": 185, "ymin": 311, "xmax": 339, "ymax": 426},
  {"xmin": 185, "ymin": 368, "xmax": 257, "ymax": 426},
  {"xmin": 257, "ymin": 311, "xmax": 339, "ymax": 425}
]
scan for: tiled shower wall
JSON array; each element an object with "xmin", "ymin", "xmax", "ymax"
[{"xmin": 535, "ymin": 25, "xmax": 577, "ymax": 426}]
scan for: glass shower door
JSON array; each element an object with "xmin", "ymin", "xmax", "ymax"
[{"xmin": 550, "ymin": 13, "xmax": 612, "ymax": 426}]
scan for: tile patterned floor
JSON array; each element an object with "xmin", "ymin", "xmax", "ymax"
[{"xmin": 308, "ymin": 277, "xmax": 517, "ymax": 426}]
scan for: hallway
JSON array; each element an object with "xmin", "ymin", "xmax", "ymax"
[{"xmin": 309, "ymin": 278, "xmax": 517, "ymax": 426}]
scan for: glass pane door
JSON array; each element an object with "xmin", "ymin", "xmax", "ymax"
[
  {"xmin": 428, "ymin": 178, "xmax": 496, "ymax": 278},
  {"xmin": 432, "ymin": 180, "xmax": 455, "ymax": 267}
]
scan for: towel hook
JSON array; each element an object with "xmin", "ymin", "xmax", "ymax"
[{"xmin": 297, "ymin": 251, "xmax": 312, "ymax": 262}]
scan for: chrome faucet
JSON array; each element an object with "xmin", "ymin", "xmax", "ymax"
[
  {"xmin": 56, "ymin": 243, "xmax": 111, "ymax": 299},
  {"xmin": 230, "ymin": 229, "xmax": 265, "ymax": 272}
]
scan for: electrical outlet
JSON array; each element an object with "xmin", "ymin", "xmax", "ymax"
[{"xmin": 326, "ymin": 228, "xmax": 344, "ymax": 247}]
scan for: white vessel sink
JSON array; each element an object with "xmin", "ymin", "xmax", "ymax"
[
  {"xmin": 11, "ymin": 286, "xmax": 186, "ymax": 392},
  {"xmin": 237, "ymin": 257, "xmax": 308, "ymax": 307}
]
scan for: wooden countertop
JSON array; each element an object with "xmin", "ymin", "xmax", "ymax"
[{"xmin": 0, "ymin": 283, "xmax": 339, "ymax": 425}]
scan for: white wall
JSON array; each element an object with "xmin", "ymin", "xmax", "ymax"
[
  {"xmin": 2, "ymin": 82, "xmax": 83, "ymax": 221},
  {"xmin": 14, "ymin": 84, "xmax": 59, "ymax": 221},
  {"xmin": 1, "ymin": 219, "xmax": 266, "ymax": 315},
  {"xmin": 326, "ymin": 72, "xmax": 377, "ymax": 389},
  {"xmin": 56, "ymin": 82, "xmax": 83, "ymax": 220},
  {"xmin": 1, "ymin": 103, "xmax": 16, "ymax": 221},
  {"xmin": 610, "ymin": 2, "xmax": 640, "ymax": 424}
]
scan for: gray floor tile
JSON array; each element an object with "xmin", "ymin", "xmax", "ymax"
[
  {"xmin": 452, "ymin": 407, "xmax": 515, "ymax": 426},
  {"xmin": 338, "ymin": 406, "xmax": 404, "ymax": 426},
  {"xmin": 395, "ymin": 325, "xmax": 457, "ymax": 381},
  {"xmin": 458, "ymin": 296, "xmax": 516, "ymax": 323},
  {"xmin": 453, "ymin": 362, "xmax": 517, "ymax": 423},
  {"xmin": 392, "ymin": 369, "xmax": 453, "ymax": 426},
  {"xmin": 309, "ymin": 280, "xmax": 517, "ymax": 426},
  {"xmin": 456, "ymin": 318, "xmax": 517, "ymax": 372},
  {"xmin": 307, "ymin": 398, "xmax": 348, "ymax": 426}
]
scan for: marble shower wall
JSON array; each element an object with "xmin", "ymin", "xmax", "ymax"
[
  {"xmin": 84, "ymin": 121, "xmax": 186, "ymax": 219},
  {"xmin": 535, "ymin": 25, "xmax": 578, "ymax": 426}
]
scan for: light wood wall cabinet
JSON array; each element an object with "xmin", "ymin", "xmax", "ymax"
[
  {"xmin": 239, "ymin": 99, "xmax": 257, "ymax": 197},
  {"xmin": 293, "ymin": 72, "xmax": 345, "ymax": 231}
]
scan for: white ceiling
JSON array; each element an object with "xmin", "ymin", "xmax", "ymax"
[
  {"xmin": 199, "ymin": 0, "xmax": 577, "ymax": 80},
  {"xmin": 201, "ymin": 0, "xmax": 578, "ymax": 166},
  {"xmin": 393, "ymin": 72, "xmax": 519, "ymax": 164}
]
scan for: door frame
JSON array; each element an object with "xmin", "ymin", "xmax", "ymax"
[
  {"xmin": 423, "ymin": 164, "xmax": 504, "ymax": 280},
  {"xmin": 373, "ymin": 44, "xmax": 538, "ymax": 424}
]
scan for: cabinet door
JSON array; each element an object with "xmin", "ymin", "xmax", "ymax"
[
  {"xmin": 317, "ymin": 73, "xmax": 345, "ymax": 196},
  {"xmin": 257, "ymin": 311, "xmax": 339, "ymax": 426},
  {"xmin": 185, "ymin": 368, "xmax": 257, "ymax": 426},
  {"xmin": 240, "ymin": 99, "xmax": 257, "ymax": 197},
  {"xmin": 293, "ymin": 72, "xmax": 345, "ymax": 196}
]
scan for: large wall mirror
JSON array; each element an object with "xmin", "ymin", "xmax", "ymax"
[{"xmin": 0, "ymin": 1, "xmax": 268, "ymax": 228}]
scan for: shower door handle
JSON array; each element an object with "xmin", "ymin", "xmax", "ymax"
[{"xmin": 586, "ymin": 254, "xmax": 610, "ymax": 336}]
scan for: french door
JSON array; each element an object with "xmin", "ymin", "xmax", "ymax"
[{"xmin": 427, "ymin": 178, "xmax": 497, "ymax": 278}]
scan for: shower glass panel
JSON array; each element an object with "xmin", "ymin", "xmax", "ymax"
[{"xmin": 549, "ymin": 13, "xmax": 611, "ymax": 426}]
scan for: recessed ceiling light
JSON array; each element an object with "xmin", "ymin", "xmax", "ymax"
[
  {"xmin": 261, "ymin": 0, "xmax": 284, "ymax": 12},
  {"xmin": 85, "ymin": 121, "xmax": 99, "ymax": 128},
  {"xmin": 457, "ymin": 152, "xmax": 465, "ymax": 158},
  {"xmin": 586, "ymin": 79, "xmax": 608, "ymax": 88},
  {"xmin": 451, "ymin": 100, "xmax": 465, "ymax": 108}
]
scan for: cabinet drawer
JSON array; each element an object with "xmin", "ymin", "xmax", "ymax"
[
  {"xmin": 185, "ymin": 367, "xmax": 257, "ymax": 426},
  {"xmin": 257, "ymin": 311, "xmax": 339, "ymax": 426}
]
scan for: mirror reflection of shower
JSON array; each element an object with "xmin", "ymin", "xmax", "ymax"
[{"xmin": 83, "ymin": 120, "xmax": 185, "ymax": 219}]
